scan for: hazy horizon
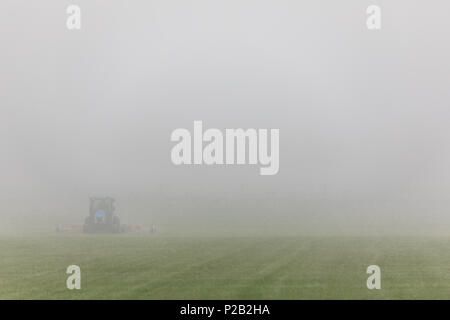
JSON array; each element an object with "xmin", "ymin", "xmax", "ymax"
[{"xmin": 2, "ymin": 0, "xmax": 450, "ymax": 236}]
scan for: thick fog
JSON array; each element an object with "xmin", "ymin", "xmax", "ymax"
[{"xmin": 1, "ymin": 0, "xmax": 450, "ymax": 235}]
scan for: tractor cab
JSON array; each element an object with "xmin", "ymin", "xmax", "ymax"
[{"xmin": 83, "ymin": 197, "xmax": 121, "ymax": 233}]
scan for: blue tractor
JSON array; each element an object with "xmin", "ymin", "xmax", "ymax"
[{"xmin": 83, "ymin": 197, "xmax": 121, "ymax": 233}]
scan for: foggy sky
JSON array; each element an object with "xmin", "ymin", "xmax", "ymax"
[{"xmin": 1, "ymin": 0, "xmax": 450, "ymax": 235}]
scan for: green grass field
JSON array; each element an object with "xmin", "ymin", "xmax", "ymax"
[{"xmin": 0, "ymin": 235, "xmax": 449, "ymax": 299}]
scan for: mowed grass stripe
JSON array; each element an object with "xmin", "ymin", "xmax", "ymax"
[{"xmin": 0, "ymin": 236, "xmax": 450, "ymax": 299}]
